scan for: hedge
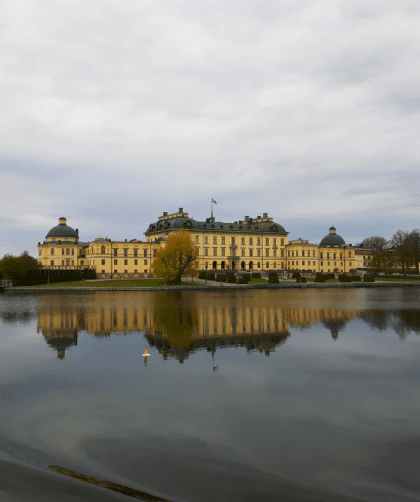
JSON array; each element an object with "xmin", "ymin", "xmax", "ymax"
[
  {"xmin": 251, "ymin": 273, "xmax": 261, "ymax": 279},
  {"xmin": 364, "ymin": 276, "xmax": 375, "ymax": 282}
]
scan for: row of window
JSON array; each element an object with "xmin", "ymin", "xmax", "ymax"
[
  {"xmin": 197, "ymin": 236, "xmax": 285, "ymax": 246},
  {"xmin": 49, "ymin": 248, "xmax": 75, "ymax": 256},
  {"xmin": 88, "ymin": 247, "xmax": 157, "ymax": 257},
  {"xmin": 204, "ymin": 262, "xmax": 285, "ymax": 270},
  {"xmin": 288, "ymin": 250, "xmax": 353, "ymax": 258}
]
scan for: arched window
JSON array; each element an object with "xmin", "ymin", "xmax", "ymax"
[{"xmin": 101, "ymin": 246, "xmax": 105, "ymax": 254}]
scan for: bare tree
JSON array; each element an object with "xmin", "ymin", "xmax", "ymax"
[
  {"xmin": 390, "ymin": 230, "xmax": 414, "ymax": 276},
  {"xmin": 360, "ymin": 236, "xmax": 389, "ymax": 272},
  {"xmin": 407, "ymin": 229, "xmax": 420, "ymax": 274}
]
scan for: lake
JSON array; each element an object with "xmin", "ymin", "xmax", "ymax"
[{"xmin": 1, "ymin": 288, "xmax": 420, "ymax": 502}]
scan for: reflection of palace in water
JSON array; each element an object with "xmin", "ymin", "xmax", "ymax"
[{"xmin": 37, "ymin": 292, "xmax": 360, "ymax": 361}]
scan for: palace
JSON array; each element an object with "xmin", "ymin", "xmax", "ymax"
[{"xmin": 37, "ymin": 209, "xmax": 358, "ymax": 277}]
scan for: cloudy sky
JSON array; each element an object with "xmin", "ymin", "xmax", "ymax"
[{"xmin": 1, "ymin": 0, "xmax": 419, "ymax": 256}]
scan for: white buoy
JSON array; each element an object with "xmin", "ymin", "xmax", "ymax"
[{"xmin": 142, "ymin": 348, "xmax": 150, "ymax": 357}]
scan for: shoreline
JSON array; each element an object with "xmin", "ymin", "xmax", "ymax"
[{"xmin": 5, "ymin": 281, "xmax": 420, "ymax": 292}]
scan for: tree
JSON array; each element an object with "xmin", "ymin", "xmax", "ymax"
[
  {"xmin": 407, "ymin": 229, "xmax": 420, "ymax": 274},
  {"xmin": 17, "ymin": 250, "xmax": 40, "ymax": 272},
  {"xmin": 361, "ymin": 236, "xmax": 389, "ymax": 272},
  {"xmin": 151, "ymin": 230, "xmax": 199, "ymax": 285},
  {"xmin": 390, "ymin": 230, "xmax": 414, "ymax": 275},
  {"xmin": 0, "ymin": 254, "xmax": 25, "ymax": 281}
]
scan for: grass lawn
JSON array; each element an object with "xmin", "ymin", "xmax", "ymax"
[
  {"xmin": 36, "ymin": 279, "xmax": 200, "ymax": 288},
  {"xmin": 249, "ymin": 278, "xmax": 268, "ymax": 283}
]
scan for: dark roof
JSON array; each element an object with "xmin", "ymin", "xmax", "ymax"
[
  {"xmin": 46, "ymin": 223, "xmax": 78, "ymax": 239},
  {"xmin": 319, "ymin": 232, "xmax": 346, "ymax": 247},
  {"xmin": 145, "ymin": 216, "xmax": 288, "ymax": 235}
]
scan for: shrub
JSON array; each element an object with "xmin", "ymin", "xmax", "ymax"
[
  {"xmin": 237, "ymin": 277, "xmax": 248, "ymax": 284},
  {"xmin": 226, "ymin": 273, "xmax": 236, "ymax": 283},
  {"xmin": 251, "ymin": 272, "xmax": 261, "ymax": 279},
  {"xmin": 199, "ymin": 271, "xmax": 207, "ymax": 280},
  {"xmin": 364, "ymin": 276, "xmax": 375, "ymax": 282},
  {"xmin": 300, "ymin": 276, "xmax": 307, "ymax": 283},
  {"xmin": 325, "ymin": 273, "xmax": 335, "ymax": 281},
  {"xmin": 242, "ymin": 273, "xmax": 251, "ymax": 282},
  {"xmin": 339, "ymin": 275, "xmax": 351, "ymax": 282},
  {"xmin": 216, "ymin": 274, "xmax": 226, "ymax": 282},
  {"xmin": 315, "ymin": 275, "xmax": 325, "ymax": 283},
  {"xmin": 268, "ymin": 272, "xmax": 279, "ymax": 284},
  {"xmin": 206, "ymin": 273, "xmax": 215, "ymax": 281},
  {"xmin": 351, "ymin": 276, "xmax": 361, "ymax": 281}
]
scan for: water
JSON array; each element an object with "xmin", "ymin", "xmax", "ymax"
[{"xmin": 1, "ymin": 288, "xmax": 420, "ymax": 502}]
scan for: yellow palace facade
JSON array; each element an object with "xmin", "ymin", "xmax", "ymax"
[{"xmin": 38, "ymin": 209, "xmax": 357, "ymax": 277}]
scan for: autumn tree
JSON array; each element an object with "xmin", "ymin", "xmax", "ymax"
[
  {"xmin": 151, "ymin": 230, "xmax": 199, "ymax": 285},
  {"xmin": 0, "ymin": 254, "xmax": 25, "ymax": 281},
  {"xmin": 17, "ymin": 250, "xmax": 40, "ymax": 273}
]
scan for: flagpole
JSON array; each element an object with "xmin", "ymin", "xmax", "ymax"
[{"xmin": 211, "ymin": 199, "xmax": 213, "ymax": 218}]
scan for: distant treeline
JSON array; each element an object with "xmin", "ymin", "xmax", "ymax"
[{"xmin": 0, "ymin": 251, "xmax": 96, "ymax": 286}]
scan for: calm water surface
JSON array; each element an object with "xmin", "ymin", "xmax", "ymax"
[{"xmin": 1, "ymin": 288, "xmax": 420, "ymax": 502}]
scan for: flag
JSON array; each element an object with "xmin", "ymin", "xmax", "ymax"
[{"xmin": 212, "ymin": 199, "xmax": 217, "ymax": 204}]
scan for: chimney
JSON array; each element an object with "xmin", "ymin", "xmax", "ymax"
[
  {"xmin": 76, "ymin": 229, "xmax": 79, "ymax": 236},
  {"xmin": 179, "ymin": 207, "xmax": 183, "ymax": 212},
  {"xmin": 163, "ymin": 212, "xmax": 168, "ymax": 216},
  {"xmin": 263, "ymin": 213, "xmax": 268, "ymax": 218}
]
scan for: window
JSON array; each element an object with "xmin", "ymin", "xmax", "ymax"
[
  {"xmin": 266, "ymin": 238, "xmax": 269, "ymax": 246},
  {"xmin": 113, "ymin": 249, "xmax": 118, "ymax": 256},
  {"xmin": 134, "ymin": 249, "xmax": 138, "ymax": 257},
  {"xmin": 241, "ymin": 249, "xmax": 245, "ymax": 256},
  {"xmin": 221, "ymin": 248, "xmax": 225, "ymax": 256},
  {"xmin": 134, "ymin": 259, "xmax": 138, "ymax": 265},
  {"xmin": 66, "ymin": 248, "xmax": 70, "ymax": 255},
  {"xmin": 249, "ymin": 249, "xmax": 253, "ymax": 257},
  {"xmin": 80, "ymin": 260, "xmax": 84, "ymax": 265},
  {"xmin": 302, "ymin": 250, "xmax": 305, "ymax": 257},
  {"xmin": 288, "ymin": 251, "xmax": 290, "ymax": 257},
  {"xmin": 205, "ymin": 262, "xmax": 208, "ymax": 270},
  {"xmin": 281, "ymin": 250, "xmax": 284, "ymax": 257},
  {"xmin": 273, "ymin": 249, "xmax": 277, "ymax": 257},
  {"xmin": 205, "ymin": 248, "xmax": 208, "ymax": 256},
  {"xmin": 221, "ymin": 237, "xmax": 225, "ymax": 245},
  {"xmin": 102, "ymin": 270, "xmax": 105, "ymax": 274},
  {"xmin": 333, "ymin": 253, "xmax": 336, "ymax": 259},
  {"xmin": 266, "ymin": 249, "xmax": 269, "ymax": 257},
  {"xmin": 51, "ymin": 248, "xmax": 55, "ymax": 255},
  {"xmin": 144, "ymin": 249, "xmax": 148, "ymax": 257},
  {"xmin": 302, "ymin": 261, "xmax": 305, "ymax": 266},
  {"xmin": 38, "ymin": 249, "xmax": 41, "ymax": 255},
  {"xmin": 281, "ymin": 238, "xmax": 284, "ymax": 246},
  {"xmin": 50, "ymin": 260, "xmax": 54, "ymax": 266},
  {"xmin": 153, "ymin": 249, "xmax": 157, "ymax": 257},
  {"xmin": 114, "ymin": 270, "xmax": 118, "ymax": 274},
  {"xmin": 101, "ymin": 259, "xmax": 105, "ymax": 265},
  {"xmin": 71, "ymin": 260, "xmax": 74, "ymax": 265},
  {"xmin": 257, "ymin": 238, "xmax": 261, "ymax": 246},
  {"xmin": 249, "ymin": 238, "xmax": 253, "ymax": 245},
  {"xmin": 292, "ymin": 261, "xmax": 294, "ymax": 265},
  {"xmin": 327, "ymin": 253, "xmax": 330, "ymax": 259},
  {"xmin": 61, "ymin": 248, "xmax": 64, "ymax": 255},
  {"xmin": 274, "ymin": 238, "xmax": 277, "ymax": 245},
  {"xmin": 204, "ymin": 236, "xmax": 209, "ymax": 244},
  {"xmin": 101, "ymin": 246, "xmax": 105, "ymax": 254},
  {"xmin": 213, "ymin": 236, "xmax": 217, "ymax": 244},
  {"xmin": 134, "ymin": 269, "xmax": 137, "ymax": 274},
  {"xmin": 257, "ymin": 249, "xmax": 261, "ymax": 256},
  {"xmin": 292, "ymin": 251, "xmax": 294, "ymax": 257},
  {"xmin": 231, "ymin": 237, "xmax": 235, "ymax": 244},
  {"xmin": 313, "ymin": 251, "xmax": 315, "ymax": 257},
  {"xmin": 241, "ymin": 237, "xmax": 245, "ymax": 245},
  {"xmin": 320, "ymin": 253, "xmax": 323, "ymax": 259},
  {"xmin": 321, "ymin": 261, "xmax": 323, "ymax": 266},
  {"xmin": 114, "ymin": 259, "xmax": 118, "ymax": 265},
  {"xmin": 195, "ymin": 236, "xmax": 199, "ymax": 243},
  {"xmin": 124, "ymin": 259, "xmax": 128, "ymax": 265},
  {"xmin": 213, "ymin": 248, "xmax": 217, "ymax": 256},
  {"xmin": 313, "ymin": 261, "xmax": 315, "ymax": 266},
  {"xmin": 340, "ymin": 253, "xmax": 343, "ymax": 259},
  {"xmin": 124, "ymin": 269, "xmax": 128, "ymax": 274},
  {"xmin": 266, "ymin": 263, "xmax": 269, "ymax": 268},
  {"xmin": 61, "ymin": 260, "xmax": 64, "ymax": 265},
  {"xmin": 144, "ymin": 259, "xmax": 148, "ymax": 265},
  {"xmin": 124, "ymin": 249, "xmax": 128, "ymax": 257}
]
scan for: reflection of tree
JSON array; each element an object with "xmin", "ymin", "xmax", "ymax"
[
  {"xmin": 0, "ymin": 309, "xmax": 35, "ymax": 324},
  {"xmin": 360, "ymin": 310, "xmax": 420, "ymax": 340},
  {"xmin": 152, "ymin": 292, "xmax": 198, "ymax": 350}
]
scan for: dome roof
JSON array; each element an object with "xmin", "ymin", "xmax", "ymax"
[
  {"xmin": 46, "ymin": 217, "xmax": 78, "ymax": 239},
  {"xmin": 319, "ymin": 226, "xmax": 345, "ymax": 247}
]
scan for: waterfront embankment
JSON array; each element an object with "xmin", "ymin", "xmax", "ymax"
[{"xmin": 5, "ymin": 281, "xmax": 420, "ymax": 292}]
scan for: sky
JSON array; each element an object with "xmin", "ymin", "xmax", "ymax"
[{"xmin": 1, "ymin": 0, "xmax": 420, "ymax": 257}]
